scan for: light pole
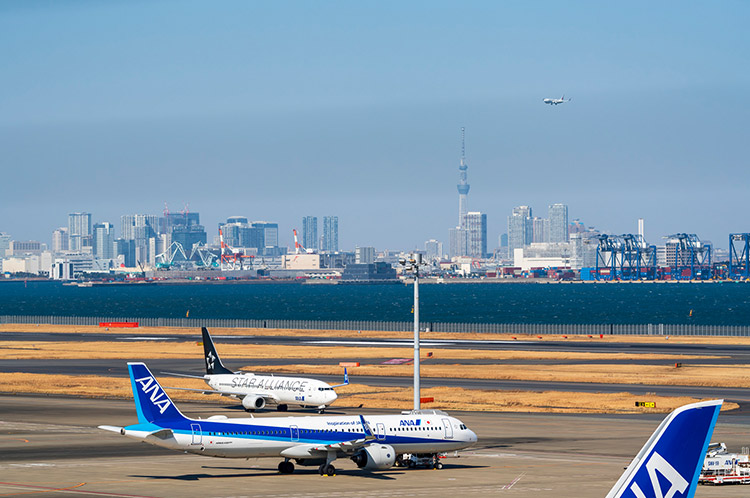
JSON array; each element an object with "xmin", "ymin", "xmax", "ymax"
[{"xmin": 399, "ymin": 253, "xmax": 423, "ymax": 411}]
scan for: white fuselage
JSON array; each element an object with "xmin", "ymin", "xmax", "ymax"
[
  {"xmin": 124, "ymin": 412, "xmax": 477, "ymax": 459},
  {"xmin": 205, "ymin": 373, "xmax": 337, "ymax": 408}
]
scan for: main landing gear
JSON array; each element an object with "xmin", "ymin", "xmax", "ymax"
[
  {"xmin": 318, "ymin": 463, "xmax": 336, "ymax": 476},
  {"xmin": 276, "ymin": 404, "xmax": 288, "ymax": 412},
  {"xmin": 278, "ymin": 459, "xmax": 295, "ymax": 474}
]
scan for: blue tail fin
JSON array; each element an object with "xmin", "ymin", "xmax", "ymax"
[
  {"xmin": 606, "ymin": 399, "xmax": 722, "ymax": 498},
  {"xmin": 128, "ymin": 362, "xmax": 189, "ymax": 425}
]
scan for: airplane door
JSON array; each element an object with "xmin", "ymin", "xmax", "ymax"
[
  {"xmin": 191, "ymin": 424, "xmax": 202, "ymax": 445},
  {"xmin": 441, "ymin": 419, "xmax": 453, "ymax": 439},
  {"xmin": 290, "ymin": 425, "xmax": 299, "ymax": 442},
  {"xmin": 376, "ymin": 423, "xmax": 386, "ymax": 441}
]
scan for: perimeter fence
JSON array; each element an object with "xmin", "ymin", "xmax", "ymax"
[{"xmin": 1, "ymin": 315, "xmax": 750, "ymax": 336}]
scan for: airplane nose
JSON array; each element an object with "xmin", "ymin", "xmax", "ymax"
[{"xmin": 468, "ymin": 429, "xmax": 477, "ymax": 443}]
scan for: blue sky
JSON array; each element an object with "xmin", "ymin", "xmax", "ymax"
[{"xmin": 2, "ymin": 1, "xmax": 748, "ymax": 250}]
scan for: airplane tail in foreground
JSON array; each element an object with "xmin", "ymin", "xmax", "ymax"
[
  {"xmin": 128, "ymin": 362, "xmax": 189, "ymax": 425},
  {"xmin": 201, "ymin": 327, "xmax": 234, "ymax": 375},
  {"xmin": 606, "ymin": 399, "xmax": 722, "ymax": 498}
]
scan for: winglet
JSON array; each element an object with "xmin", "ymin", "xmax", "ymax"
[
  {"xmin": 606, "ymin": 399, "xmax": 722, "ymax": 498},
  {"xmin": 331, "ymin": 368, "xmax": 350, "ymax": 388},
  {"xmin": 359, "ymin": 415, "xmax": 374, "ymax": 438}
]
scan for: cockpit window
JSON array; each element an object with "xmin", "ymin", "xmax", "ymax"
[{"xmin": 460, "ymin": 424, "xmax": 467, "ymax": 430}]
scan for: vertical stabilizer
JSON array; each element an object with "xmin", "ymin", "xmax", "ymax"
[
  {"xmin": 606, "ymin": 399, "xmax": 722, "ymax": 498},
  {"xmin": 128, "ymin": 362, "xmax": 189, "ymax": 424},
  {"xmin": 201, "ymin": 327, "xmax": 234, "ymax": 375}
]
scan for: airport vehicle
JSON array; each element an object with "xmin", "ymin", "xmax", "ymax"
[
  {"xmin": 543, "ymin": 95, "xmax": 571, "ymax": 105},
  {"xmin": 166, "ymin": 327, "xmax": 347, "ymax": 412},
  {"xmin": 699, "ymin": 442, "xmax": 750, "ymax": 485},
  {"xmin": 99, "ymin": 363, "xmax": 478, "ymax": 476},
  {"xmin": 606, "ymin": 399, "xmax": 723, "ymax": 498}
]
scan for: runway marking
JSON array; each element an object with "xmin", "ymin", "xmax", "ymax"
[
  {"xmin": 0, "ymin": 481, "xmax": 157, "ymax": 497},
  {"xmin": 305, "ymin": 340, "xmax": 526, "ymax": 346},
  {"xmin": 117, "ymin": 337, "xmax": 175, "ymax": 341},
  {"xmin": 501, "ymin": 472, "xmax": 525, "ymax": 489}
]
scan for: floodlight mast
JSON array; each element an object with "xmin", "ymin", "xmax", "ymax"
[{"xmin": 400, "ymin": 253, "xmax": 423, "ymax": 411}]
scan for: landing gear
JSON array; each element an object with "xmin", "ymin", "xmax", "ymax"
[
  {"xmin": 278, "ymin": 459, "xmax": 295, "ymax": 474},
  {"xmin": 318, "ymin": 463, "xmax": 336, "ymax": 476},
  {"xmin": 277, "ymin": 404, "xmax": 288, "ymax": 412},
  {"xmin": 317, "ymin": 405, "xmax": 326, "ymax": 414}
]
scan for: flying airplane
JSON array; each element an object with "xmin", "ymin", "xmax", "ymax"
[
  {"xmin": 606, "ymin": 399, "xmax": 722, "ymax": 498},
  {"xmin": 543, "ymin": 95, "xmax": 571, "ymax": 105},
  {"xmin": 165, "ymin": 327, "xmax": 347, "ymax": 413},
  {"xmin": 100, "ymin": 363, "xmax": 478, "ymax": 476}
]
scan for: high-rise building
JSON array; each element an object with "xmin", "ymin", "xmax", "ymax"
[
  {"xmin": 449, "ymin": 227, "xmax": 468, "ymax": 258},
  {"xmin": 508, "ymin": 206, "xmax": 533, "ymax": 255},
  {"xmin": 322, "ymin": 216, "xmax": 339, "ymax": 253},
  {"xmin": 121, "ymin": 214, "xmax": 158, "ymax": 241},
  {"xmin": 549, "ymin": 204, "xmax": 569, "ymax": 243},
  {"xmin": 532, "ymin": 217, "xmax": 549, "ymax": 243},
  {"xmin": 465, "ymin": 212, "xmax": 487, "ymax": 259},
  {"xmin": 68, "ymin": 212, "xmax": 92, "ymax": 252},
  {"xmin": 425, "ymin": 239, "xmax": 443, "ymax": 260},
  {"xmin": 355, "ymin": 246, "xmax": 376, "ymax": 264},
  {"xmin": 0, "ymin": 232, "xmax": 11, "ymax": 257},
  {"xmin": 93, "ymin": 222, "xmax": 115, "ymax": 260},
  {"xmin": 457, "ymin": 127, "xmax": 470, "ymax": 228},
  {"xmin": 253, "ymin": 222, "xmax": 279, "ymax": 249},
  {"xmin": 302, "ymin": 216, "xmax": 318, "ymax": 250},
  {"xmin": 52, "ymin": 228, "xmax": 69, "ymax": 253}
]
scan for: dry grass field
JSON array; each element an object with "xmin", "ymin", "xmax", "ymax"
[
  {"xmin": 0, "ymin": 324, "xmax": 743, "ymax": 414},
  {"xmin": 0, "ymin": 372, "xmax": 735, "ymax": 414}
]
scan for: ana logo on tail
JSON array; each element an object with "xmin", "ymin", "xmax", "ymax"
[
  {"xmin": 629, "ymin": 452, "xmax": 688, "ymax": 498},
  {"xmin": 135, "ymin": 375, "xmax": 172, "ymax": 415}
]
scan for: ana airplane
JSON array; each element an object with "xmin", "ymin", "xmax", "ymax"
[
  {"xmin": 606, "ymin": 399, "xmax": 722, "ymax": 498},
  {"xmin": 165, "ymin": 327, "xmax": 347, "ymax": 413},
  {"xmin": 543, "ymin": 95, "xmax": 571, "ymax": 105},
  {"xmin": 100, "ymin": 363, "xmax": 478, "ymax": 476}
]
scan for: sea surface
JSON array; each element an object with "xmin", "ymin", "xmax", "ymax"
[{"xmin": 2, "ymin": 281, "xmax": 750, "ymax": 325}]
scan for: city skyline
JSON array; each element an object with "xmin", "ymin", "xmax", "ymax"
[{"xmin": 2, "ymin": 2, "xmax": 748, "ymax": 249}]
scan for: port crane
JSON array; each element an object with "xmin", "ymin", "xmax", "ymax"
[{"xmin": 219, "ymin": 228, "xmax": 253, "ymax": 271}]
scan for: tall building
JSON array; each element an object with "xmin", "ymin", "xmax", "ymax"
[
  {"xmin": 425, "ymin": 239, "xmax": 443, "ymax": 260},
  {"xmin": 0, "ymin": 232, "xmax": 11, "ymax": 257},
  {"xmin": 449, "ymin": 227, "xmax": 468, "ymax": 258},
  {"xmin": 532, "ymin": 217, "xmax": 549, "ymax": 243},
  {"xmin": 508, "ymin": 206, "xmax": 533, "ymax": 255},
  {"xmin": 68, "ymin": 212, "xmax": 92, "ymax": 252},
  {"xmin": 52, "ymin": 228, "xmax": 69, "ymax": 253},
  {"xmin": 321, "ymin": 216, "xmax": 339, "ymax": 252},
  {"xmin": 93, "ymin": 222, "xmax": 115, "ymax": 260},
  {"xmin": 355, "ymin": 246, "xmax": 376, "ymax": 264},
  {"xmin": 457, "ymin": 127, "xmax": 470, "ymax": 228},
  {"xmin": 121, "ymin": 214, "xmax": 159, "ymax": 265},
  {"xmin": 548, "ymin": 204, "xmax": 569, "ymax": 243},
  {"xmin": 302, "ymin": 216, "xmax": 318, "ymax": 250},
  {"xmin": 465, "ymin": 212, "xmax": 487, "ymax": 259}
]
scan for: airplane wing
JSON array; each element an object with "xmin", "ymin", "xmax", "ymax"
[
  {"xmin": 160, "ymin": 371, "xmax": 206, "ymax": 379},
  {"xmin": 162, "ymin": 386, "xmax": 280, "ymax": 403}
]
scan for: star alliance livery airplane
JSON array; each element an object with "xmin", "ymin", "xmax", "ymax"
[
  {"xmin": 606, "ymin": 399, "xmax": 722, "ymax": 498},
  {"xmin": 165, "ymin": 327, "xmax": 347, "ymax": 412},
  {"xmin": 100, "ymin": 363, "xmax": 478, "ymax": 476}
]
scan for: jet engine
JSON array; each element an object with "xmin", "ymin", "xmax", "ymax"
[
  {"xmin": 241, "ymin": 395, "xmax": 266, "ymax": 411},
  {"xmin": 351, "ymin": 444, "xmax": 396, "ymax": 470}
]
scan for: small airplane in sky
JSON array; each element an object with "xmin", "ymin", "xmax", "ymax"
[
  {"xmin": 543, "ymin": 95, "xmax": 571, "ymax": 105},
  {"xmin": 605, "ymin": 399, "xmax": 722, "ymax": 498},
  {"xmin": 100, "ymin": 362, "xmax": 477, "ymax": 476},
  {"xmin": 164, "ymin": 327, "xmax": 347, "ymax": 413}
]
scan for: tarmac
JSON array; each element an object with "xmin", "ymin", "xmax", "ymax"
[{"xmin": 1, "ymin": 394, "xmax": 748, "ymax": 498}]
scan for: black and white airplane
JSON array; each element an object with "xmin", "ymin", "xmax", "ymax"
[{"xmin": 165, "ymin": 327, "xmax": 347, "ymax": 412}]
